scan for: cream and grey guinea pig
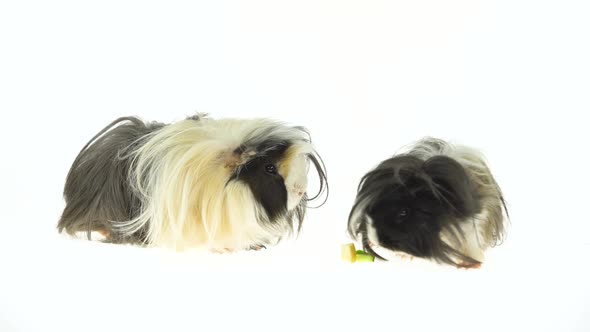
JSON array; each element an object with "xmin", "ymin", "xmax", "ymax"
[
  {"xmin": 57, "ymin": 113, "xmax": 328, "ymax": 251},
  {"xmin": 347, "ymin": 137, "xmax": 508, "ymax": 268}
]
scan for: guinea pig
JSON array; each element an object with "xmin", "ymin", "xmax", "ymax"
[
  {"xmin": 57, "ymin": 113, "xmax": 328, "ymax": 252},
  {"xmin": 347, "ymin": 137, "xmax": 508, "ymax": 268}
]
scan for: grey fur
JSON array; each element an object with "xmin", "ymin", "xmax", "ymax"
[{"xmin": 57, "ymin": 117, "xmax": 164, "ymax": 244}]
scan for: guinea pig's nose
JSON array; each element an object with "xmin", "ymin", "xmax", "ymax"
[{"xmin": 292, "ymin": 189, "xmax": 304, "ymax": 197}]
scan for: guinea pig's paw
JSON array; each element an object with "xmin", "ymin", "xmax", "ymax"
[
  {"xmin": 91, "ymin": 229, "xmax": 112, "ymax": 242},
  {"xmin": 394, "ymin": 252, "xmax": 415, "ymax": 261},
  {"xmin": 456, "ymin": 261, "xmax": 482, "ymax": 269},
  {"xmin": 210, "ymin": 248, "xmax": 236, "ymax": 254},
  {"xmin": 248, "ymin": 244, "xmax": 267, "ymax": 251}
]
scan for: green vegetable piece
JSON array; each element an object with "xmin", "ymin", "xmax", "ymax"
[{"xmin": 356, "ymin": 253, "xmax": 375, "ymax": 263}]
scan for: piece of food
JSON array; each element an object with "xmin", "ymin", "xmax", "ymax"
[
  {"xmin": 355, "ymin": 253, "xmax": 375, "ymax": 262},
  {"xmin": 341, "ymin": 243, "xmax": 357, "ymax": 262}
]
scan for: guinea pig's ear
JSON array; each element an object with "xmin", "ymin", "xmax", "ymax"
[{"xmin": 423, "ymin": 156, "xmax": 481, "ymax": 218}]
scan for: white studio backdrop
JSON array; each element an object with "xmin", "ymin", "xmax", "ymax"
[{"xmin": 0, "ymin": 1, "xmax": 588, "ymax": 331}]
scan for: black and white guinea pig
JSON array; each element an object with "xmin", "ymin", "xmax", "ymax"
[
  {"xmin": 57, "ymin": 113, "xmax": 328, "ymax": 251},
  {"xmin": 347, "ymin": 137, "xmax": 508, "ymax": 268}
]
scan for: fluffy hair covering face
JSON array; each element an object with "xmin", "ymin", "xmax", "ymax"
[
  {"xmin": 58, "ymin": 113, "xmax": 328, "ymax": 251},
  {"xmin": 348, "ymin": 138, "xmax": 508, "ymax": 267}
]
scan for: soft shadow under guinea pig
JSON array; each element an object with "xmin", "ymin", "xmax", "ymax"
[{"xmin": 347, "ymin": 138, "xmax": 508, "ymax": 268}]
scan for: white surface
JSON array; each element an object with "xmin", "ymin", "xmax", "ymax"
[{"xmin": 1, "ymin": 1, "xmax": 589, "ymax": 331}]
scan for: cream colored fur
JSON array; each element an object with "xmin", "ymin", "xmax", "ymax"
[{"xmin": 114, "ymin": 116, "xmax": 314, "ymax": 251}]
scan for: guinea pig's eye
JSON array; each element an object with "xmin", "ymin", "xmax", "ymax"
[
  {"xmin": 398, "ymin": 208, "xmax": 409, "ymax": 218},
  {"xmin": 264, "ymin": 163, "xmax": 277, "ymax": 174}
]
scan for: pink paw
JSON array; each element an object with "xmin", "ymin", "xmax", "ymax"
[
  {"xmin": 456, "ymin": 261, "xmax": 482, "ymax": 269},
  {"xmin": 211, "ymin": 248, "xmax": 235, "ymax": 254},
  {"xmin": 394, "ymin": 252, "xmax": 415, "ymax": 261}
]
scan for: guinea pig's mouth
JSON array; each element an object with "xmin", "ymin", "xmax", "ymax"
[
  {"xmin": 366, "ymin": 229, "xmax": 429, "ymax": 261},
  {"xmin": 368, "ymin": 241, "xmax": 427, "ymax": 261},
  {"xmin": 361, "ymin": 239, "xmax": 387, "ymax": 261}
]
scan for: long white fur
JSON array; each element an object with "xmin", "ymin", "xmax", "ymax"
[{"xmin": 114, "ymin": 116, "xmax": 314, "ymax": 251}]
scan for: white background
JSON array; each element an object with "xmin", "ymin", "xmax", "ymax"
[{"xmin": 1, "ymin": 0, "xmax": 589, "ymax": 331}]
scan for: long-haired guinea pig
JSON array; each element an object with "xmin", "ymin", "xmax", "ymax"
[
  {"xmin": 57, "ymin": 113, "xmax": 328, "ymax": 251},
  {"xmin": 347, "ymin": 137, "xmax": 507, "ymax": 268}
]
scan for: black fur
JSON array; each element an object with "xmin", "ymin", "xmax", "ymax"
[
  {"xmin": 230, "ymin": 135, "xmax": 328, "ymax": 234},
  {"xmin": 348, "ymin": 154, "xmax": 483, "ymax": 266},
  {"xmin": 231, "ymin": 141, "xmax": 290, "ymax": 222}
]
